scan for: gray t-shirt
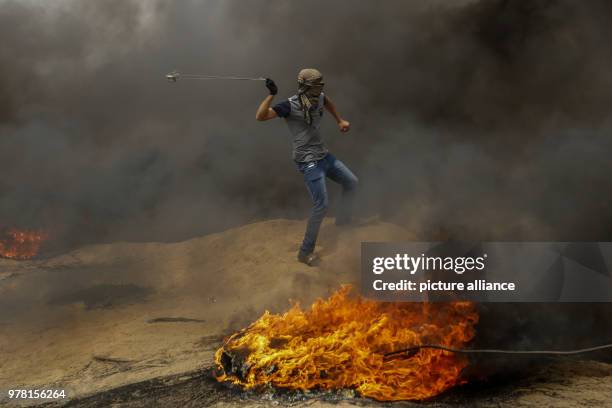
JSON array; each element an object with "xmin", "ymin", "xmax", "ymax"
[{"xmin": 272, "ymin": 93, "xmax": 328, "ymax": 163}]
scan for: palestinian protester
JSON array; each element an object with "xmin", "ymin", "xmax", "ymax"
[{"xmin": 255, "ymin": 68, "xmax": 358, "ymax": 266}]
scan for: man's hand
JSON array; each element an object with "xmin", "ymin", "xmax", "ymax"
[
  {"xmin": 265, "ymin": 78, "xmax": 278, "ymax": 95},
  {"xmin": 338, "ymin": 119, "xmax": 351, "ymax": 133}
]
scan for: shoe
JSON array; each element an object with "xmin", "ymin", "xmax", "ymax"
[{"xmin": 297, "ymin": 251, "xmax": 318, "ymax": 266}]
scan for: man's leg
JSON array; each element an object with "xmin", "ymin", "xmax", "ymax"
[
  {"xmin": 326, "ymin": 157, "xmax": 358, "ymax": 225},
  {"xmin": 299, "ymin": 164, "xmax": 329, "ymax": 259}
]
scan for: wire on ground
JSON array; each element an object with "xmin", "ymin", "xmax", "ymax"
[{"xmin": 383, "ymin": 343, "xmax": 612, "ymax": 361}]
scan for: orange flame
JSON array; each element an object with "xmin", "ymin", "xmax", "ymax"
[
  {"xmin": 0, "ymin": 227, "xmax": 49, "ymax": 260},
  {"xmin": 215, "ymin": 285, "xmax": 479, "ymax": 401}
]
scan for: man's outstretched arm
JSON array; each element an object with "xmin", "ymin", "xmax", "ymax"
[
  {"xmin": 255, "ymin": 79, "xmax": 279, "ymax": 121},
  {"xmin": 324, "ymin": 95, "xmax": 350, "ymax": 133}
]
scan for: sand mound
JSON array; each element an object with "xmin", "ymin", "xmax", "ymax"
[
  {"xmin": 2, "ymin": 218, "xmax": 611, "ymax": 407},
  {"xmin": 0, "ymin": 218, "xmax": 412, "ymax": 403}
]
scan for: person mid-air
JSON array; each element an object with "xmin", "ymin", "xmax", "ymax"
[{"xmin": 255, "ymin": 68, "xmax": 358, "ymax": 266}]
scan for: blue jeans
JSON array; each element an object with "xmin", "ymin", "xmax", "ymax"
[{"xmin": 297, "ymin": 153, "xmax": 358, "ymax": 255}]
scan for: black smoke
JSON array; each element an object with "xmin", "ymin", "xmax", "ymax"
[
  {"xmin": 2, "ymin": 0, "xmax": 612, "ymax": 246},
  {"xmin": 2, "ymin": 0, "xmax": 612, "ymax": 383}
]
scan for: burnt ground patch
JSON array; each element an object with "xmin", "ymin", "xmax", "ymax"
[{"xmin": 34, "ymin": 359, "xmax": 612, "ymax": 408}]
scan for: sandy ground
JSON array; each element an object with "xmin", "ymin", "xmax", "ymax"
[
  {"xmin": 40, "ymin": 360, "xmax": 612, "ymax": 408},
  {"xmin": 1, "ymin": 218, "xmax": 611, "ymax": 407},
  {"xmin": 0, "ymin": 218, "xmax": 411, "ymax": 406}
]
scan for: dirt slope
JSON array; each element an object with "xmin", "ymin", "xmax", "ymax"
[
  {"xmin": 1, "ymin": 218, "xmax": 611, "ymax": 407},
  {"xmin": 0, "ymin": 218, "xmax": 411, "ymax": 406}
]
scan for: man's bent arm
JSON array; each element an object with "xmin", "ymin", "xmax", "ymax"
[
  {"xmin": 255, "ymin": 95, "xmax": 278, "ymax": 121},
  {"xmin": 324, "ymin": 95, "xmax": 350, "ymax": 132}
]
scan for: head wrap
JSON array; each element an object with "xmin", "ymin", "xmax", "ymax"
[{"xmin": 297, "ymin": 68, "xmax": 324, "ymax": 125}]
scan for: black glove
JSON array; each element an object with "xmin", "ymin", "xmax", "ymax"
[{"xmin": 265, "ymin": 78, "xmax": 278, "ymax": 95}]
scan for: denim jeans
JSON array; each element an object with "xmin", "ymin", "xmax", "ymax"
[{"xmin": 296, "ymin": 153, "xmax": 358, "ymax": 255}]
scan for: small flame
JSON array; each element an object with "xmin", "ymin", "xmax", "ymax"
[
  {"xmin": 215, "ymin": 285, "xmax": 479, "ymax": 401},
  {"xmin": 0, "ymin": 227, "xmax": 49, "ymax": 260}
]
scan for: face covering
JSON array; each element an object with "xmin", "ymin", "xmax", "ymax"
[{"xmin": 297, "ymin": 68, "xmax": 324, "ymax": 125}]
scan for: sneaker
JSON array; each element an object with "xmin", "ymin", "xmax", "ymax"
[{"xmin": 297, "ymin": 251, "xmax": 318, "ymax": 266}]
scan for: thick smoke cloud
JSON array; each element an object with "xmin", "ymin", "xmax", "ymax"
[
  {"xmin": 2, "ymin": 0, "xmax": 612, "ymax": 247},
  {"xmin": 1, "ymin": 0, "xmax": 611, "ymax": 374}
]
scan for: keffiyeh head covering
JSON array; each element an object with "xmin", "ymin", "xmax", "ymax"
[{"xmin": 297, "ymin": 68, "xmax": 324, "ymax": 125}]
